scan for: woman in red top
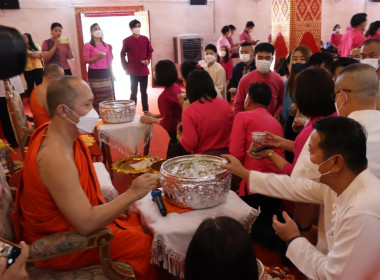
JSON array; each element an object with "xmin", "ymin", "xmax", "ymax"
[
  {"xmin": 177, "ymin": 69, "xmax": 233, "ymax": 155},
  {"xmin": 218, "ymin": 46, "xmax": 233, "ymax": 87},
  {"xmin": 218, "ymin": 46, "xmax": 233, "ymax": 101},
  {"xmin": 140, "ymin": 60, "xmax": 187, "ymax": 158}
]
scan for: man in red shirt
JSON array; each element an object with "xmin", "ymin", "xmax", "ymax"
[
  {"xmin": 239, "ymin": 21, "xmax": 258, "ymax": 45},
  {"xmin": 229, "ymin": 82, "xmax": 285, "ymax": 252},
  {"xmin": 121, "ymin": 19, "xmax": 153, "ymax": 112},
  {"xmin": 234, "ymin": 43, "xmax": 284, "ymax": 119},
  {"xmin": 339, "ymin": 13, "xmax": 367, "ymax": 57}
]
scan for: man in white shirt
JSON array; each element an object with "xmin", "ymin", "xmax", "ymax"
[
  {"xmin": 202, "ymin": 44, "xmax": 226, "ymax": 99},
  {"xmin": 221, "ymin": 116, "xmax": 380, "ymax": 279}
]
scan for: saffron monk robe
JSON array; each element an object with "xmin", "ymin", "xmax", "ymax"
[{"xmin": 12, "ymin": 76, "xmax": 158, "ymax": 279}]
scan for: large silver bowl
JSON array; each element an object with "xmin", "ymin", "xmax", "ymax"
[
  {"xmin": 99, "ymin": 100, "xmax": 136, "ymax": 124},
  {"xmin": 160, "ymin": 155, "xmax": 232, "ymax": 209}
]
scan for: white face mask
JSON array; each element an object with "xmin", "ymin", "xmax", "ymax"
[
  {"xmin": 256, "ymin": 59, "xmax": 272, "ymax": 73},
  {"xmin": 240, "ymin": 53, "xmax": 251, "ymax": 63},
  {"xmin": 218, "ymin": 50, "xmax": 227, "ymax": 57},
  {"xmin": 334, "ymin": 91, "xmax": 347, "ymax": 116},
  {"xmin": 65, "ymin": 106, "xmax": 99, "ymax": 134},
  {"xmin": 93, "ymin": 30, "xmax": 103, "ymax": 38},
  {"xmin": 361, "ymin": 58, "xmax": 379, "ymax": 70},
  {"xmin": 303, "ymin": 155, "xmax": 334, "ymax": 182},
  {"xmin": 336, "ymin": 28, "xmax": 341, "ymax": 33},
  {"xmin": 205, "ymin": 54, "xmax": 216, "ymax": 63},
  {"xmin": 132, "ymin": 27, "xmax": 140, "ymax": 35}
]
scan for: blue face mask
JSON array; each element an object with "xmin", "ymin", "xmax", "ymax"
[{"xmin": 292, "ymin": 63, "xmax": 308, "ymax": 73}]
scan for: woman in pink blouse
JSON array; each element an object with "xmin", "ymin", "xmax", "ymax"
[
  {"xmin": 329, "ymin": 24, "xmax": 342, "ymax": 53},
  {"xmin": 140, "ymin": 60, "xmax": 187, "ymax": 158},
  {"xmin": 83, "ymin": 23, "xmax": 114, "ymax": 111},
  {"xmin": 177, "ymin": 69, "xmax": 233, "ymax": 155},
  {"xmin": 251, "ymin": 67, "xmax": 337, "ymax": 176},
  {"xmin": 216, "ymin": 26, "xmax": 238, "ymax": 55}
]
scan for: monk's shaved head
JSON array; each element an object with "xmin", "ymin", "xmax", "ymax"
[
  {"xmin": 336, "ymin": 63, "xmax": 378, "ymax": 104},
  {"xmin": 43, "ymin": 64, "xmax": 64, "ymax": 78},
  {"xmin": 46, "ymin": 76, "xmax": 89, "ymax": 117},
  {"xmin": 361, "ymin": 38, "xmax": 380, "ymax": 52}
]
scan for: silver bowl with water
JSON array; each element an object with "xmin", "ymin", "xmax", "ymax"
[
  {"xmin": 99, "ymin": 100, "xmax": 136, "ymax": 124},
  {"xmin": 160, "ymin": 155, "xmax": 232, "ymax": 209}
]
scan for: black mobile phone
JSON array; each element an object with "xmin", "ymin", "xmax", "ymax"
[
  {"xmin": 0, "ymin": 238, "xmax": 21, "ymax": 268},
  {"xmin": 252, "ymin": 145, "xmax": 275, "ymax": 153}
]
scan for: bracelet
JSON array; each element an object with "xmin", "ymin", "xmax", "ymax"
[
  {"xmin": 297, "ymin": 223, "xmax": 313, "ymax": 232},
  {"xmin": 266, "ymin": 150, "xmax": 274, "ymax": 159},
  {"xmin": 286, "ymin": 235, "xmax": 302, "ymax": 246}
]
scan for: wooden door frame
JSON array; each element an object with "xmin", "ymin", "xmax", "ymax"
[{"xmin": 75, "ymin": 6, "xmax": 144, "ymax": 81}]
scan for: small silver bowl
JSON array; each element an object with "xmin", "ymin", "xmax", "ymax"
[
  {"xmin": 160, "ymin": 155, "xmax": 232, "ymax": 209},
  {"xmin": 252, "ymin": 132, "xmax": 268, "ymax": 144},
  {"xmin": 99, "ymin": 100, "xmax": 136, "ymax": 124}
]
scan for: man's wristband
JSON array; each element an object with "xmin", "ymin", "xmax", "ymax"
[
  {"xmin": 297, "ymin": 223, "xmax": 312, "ymax": 232},
  {"xmin": 286, "ymin": 235, "xmax": 301, "ymax": 246}
]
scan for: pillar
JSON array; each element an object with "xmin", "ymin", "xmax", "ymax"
[{"xmin": 272, "ymin": 0, "xmax": 322, "ymax": 58}]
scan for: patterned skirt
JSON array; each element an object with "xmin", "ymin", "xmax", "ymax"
[{"xmin": 88, "ymin": 68, "xmax": 114, "ymax": 112}]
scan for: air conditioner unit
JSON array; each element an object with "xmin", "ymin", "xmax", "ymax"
[{"xmin": 173, "ymin": 34, "xmax": 204, "ymax": 77}]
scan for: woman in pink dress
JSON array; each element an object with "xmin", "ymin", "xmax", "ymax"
[
  {"xmin": 177, "ymin": 69, "xmax": 233, "ymax": 155},
  {"xmin": 83, "ymin": 23, "xmax": 114, "ymax": 111}
]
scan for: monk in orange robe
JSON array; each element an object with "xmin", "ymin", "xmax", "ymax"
[
  {"xmin": 13, "ymin": 76, "xmax": 158, "ymax": 279},
  {"xmin": 29, "ymin": 64, "xmax": 64, "ymax": 128},
  {"xmin": 29, "ymin": 64, "xmax": 101, "ymax": 156}
]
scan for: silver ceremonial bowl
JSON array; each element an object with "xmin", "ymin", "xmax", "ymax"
[
  {"xmin": 160, "ymin": 155, "xmax": 232, "ymax": 209},
  {"xmin": 99, "ymin": 100, "xmax": 136, "ymax": 124}
]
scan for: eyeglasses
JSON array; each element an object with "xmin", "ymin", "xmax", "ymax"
[{"xmin": 330, "ymin": 89, "xmax": 352, "ymax": 101}]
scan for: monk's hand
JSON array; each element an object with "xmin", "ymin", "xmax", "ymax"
[
  {"xmin": 220, "ymin": 154, "xmax": 249, "ymax": 180},
  {"xmin": 129, "ymin": 173, "xmax": 159, "ymax": 201},
  {"xmin": 272, "ymin": 211, "xmax": 300, "ymax": 243},
  {"xmin": 0, "ymin": 241, "xmax": 29, "ymax": 280}
]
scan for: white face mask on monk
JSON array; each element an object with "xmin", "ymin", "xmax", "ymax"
[{"xmin": 65, "ymin": 106, "xmax": 99, "ymax": 134}]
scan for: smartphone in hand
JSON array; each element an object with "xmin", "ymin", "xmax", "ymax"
[
  {"xmin": 252, "ymin": 144, "xmax": 275, "ymax": 153},
  {"xmin": 0, "ymin": 238, "xmax": 21, "ymax": 268}
]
